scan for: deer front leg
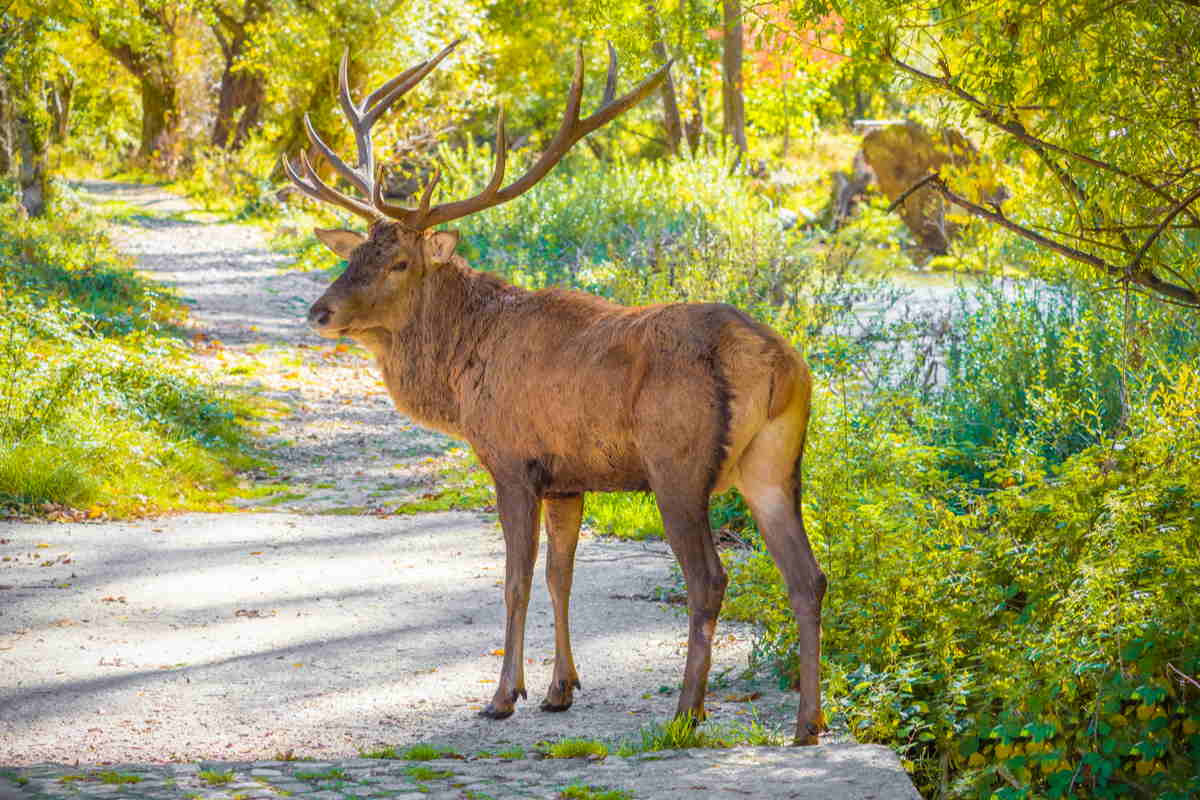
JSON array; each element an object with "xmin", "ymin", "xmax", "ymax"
[
  {"xmin": 479, "ymin": 481, "xmax": 541, "ymax": 720},
  {"xmin": 540, "ymin": 493, "xmax": 583, "ymax": 712}
]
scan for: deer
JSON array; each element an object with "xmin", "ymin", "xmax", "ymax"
[{"xmin": 282, "ymin": 39, "xmax": 827, "ymax": 746}]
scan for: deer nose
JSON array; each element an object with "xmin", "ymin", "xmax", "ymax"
[{"xmin": 308, "ymin": 304, "xmax": 333, "ymax": 329}]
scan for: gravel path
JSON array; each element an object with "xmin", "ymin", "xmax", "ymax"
[
  {"xmin": 0, "ymin": 184, "xmax": 918, "ymax": 798},
  {"xmin": 78, "ymin": 180, "xmax": 449, "ymax": 512}
]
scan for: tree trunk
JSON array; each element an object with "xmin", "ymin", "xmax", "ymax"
[
  {"xmin": 47, "ymin": 77, "xmax": 73, "ymax": 143},
  {"xmin": 721, "ymin": 0, "xmax": 747, "ymax": 158},
  {"xmin": 15, "ymin": 102, "xmax": 47, "ymax": 217},
  {"xmin": 213, "ymin": 70, "xmax": 264, "ymax": 149},
  {"xmin": 211, "ymin": 0, "xmax": 269, "ymax": 150},
  {"xmin": 0, "ymin": 77, "xmax": 13, "ymax": 177},
  {"xmin": 684, "ymin": 63, "xmax": 705, "ymax": 156},
  {"xmin": 644, "ymin": 1, "xmax": 682, "ymax": 156},
  {"xmin": 138, "ymin": 75, "xmax": 179, "ymax": 170}
]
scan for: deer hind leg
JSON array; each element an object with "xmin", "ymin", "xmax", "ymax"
[
  {"xmin": 540, "ymin": 493, "xmax": 583, "ymax": 712},
  {"xmin": 653, "ymin": 489, "xmax": 728, "ymax": 725},
  {"xmin": 479, "ymin": 481, "xmax": 541, "ymax": 720},
  {"xmin": 736, "ymin": 417, "xmax": 826, "ymax": 745}
]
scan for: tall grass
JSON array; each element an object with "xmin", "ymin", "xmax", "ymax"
[{"xmin": 0, "ymin": 183, "xmax": 257, "ymax": 515}]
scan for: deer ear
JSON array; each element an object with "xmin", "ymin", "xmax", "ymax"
[
  {"xmin": 314, "ymin": 228, "xmax": 365, "ymax": 259},
  {"xmin": 423, "ymin": 230, "xmax": 460, "ymax": 265}
]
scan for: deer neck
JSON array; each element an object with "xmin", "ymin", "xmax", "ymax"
[{"xmin": 356, "ymin": 256, "xmax": 520, "ymax": 438}]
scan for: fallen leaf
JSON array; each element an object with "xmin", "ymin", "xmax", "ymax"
[
  {"xmin": 723, "ymin": 692, "xmax": 762, "ymax": 703},
  {"xmin": 489, "ymin": 648, "xmax": 504, "ymax": 656},
  {"xmin": 86, "ymin": 506, "xmax": 103, "ymax": 519}
]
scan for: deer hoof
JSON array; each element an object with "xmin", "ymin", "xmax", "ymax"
[
  {"xmin": 539, "ymin": 679, "xmax": 578, "ymax": 711},
  {"xmin": 478, "ymin": 703, "xmax": 514, "ymax": 720}
]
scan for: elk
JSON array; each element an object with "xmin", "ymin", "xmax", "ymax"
[{"xmin": 283, "ymin": 40, "xmax": 827, "ymax": 745}]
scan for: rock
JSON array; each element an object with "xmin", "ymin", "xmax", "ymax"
[{"xmin": 861, "ymin": 121, "xmax": 987, "ymax": 253}]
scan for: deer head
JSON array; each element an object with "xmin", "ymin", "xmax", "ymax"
[{"xmin": 285, "ymin": 41, "xmax": 670, "ymax": 338}]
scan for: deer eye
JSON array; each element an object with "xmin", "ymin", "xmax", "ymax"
[{"xmin": 392, "ymin": 260, "xmax": 408, "ymax": 272}]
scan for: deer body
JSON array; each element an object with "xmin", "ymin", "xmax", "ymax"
[
  {"xmin": 357, "ymin": 251, "xmax": 806, "ymax": 497},
  {"xmin": 285, "ymin": 41, "xmax": 827, "ymax": 745}
]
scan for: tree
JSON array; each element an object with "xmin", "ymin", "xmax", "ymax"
[
  {"xmin": 785, "ymin": 0, "xmax": 1200, "ymax": 308},
  {"xmin": 84, "ymin": 0, "xmax": 185, "ymax": 172},
  {"xmin": 1, "ymin": 3, "xmax": 51, "ymax": 215},
  {"xmin": 643, "ymin": 0, "xmax": 681, "ymax": 155},
  {"xmin": 720, "ymin": 0, "xmax": 746, "ymax": 159},
  {"xmin": 208, "ymin": 0, "xmax": 268, "ymax": 149}
]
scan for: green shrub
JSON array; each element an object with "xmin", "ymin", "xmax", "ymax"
[
  {"xmin": 0, "ymin": 186, "xmax": 257, "ymax": 515},
  {"xmin": 724, "ymin": 310, "xmax": 1200, "ymax": 799}
]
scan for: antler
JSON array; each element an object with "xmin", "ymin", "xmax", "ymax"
[
  {"xmin": 284, "ymin": 41, "xmax": 671, "ymax": 230},
  {"xmin": 282, "ymin": 39, "xmax": 462, "ymax": 222}
]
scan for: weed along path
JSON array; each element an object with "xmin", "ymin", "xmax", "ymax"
[{"xmin": 0, "ymin": 183, "xmax": 918, "ymax": 800}]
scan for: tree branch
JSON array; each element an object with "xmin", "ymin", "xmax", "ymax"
[
  {"xmin": 906, "ymin": 173, "xmax": 1200, "ymax": 308},
  {"xmin": 887, "ymin": 54, "xmax": 1200, "ymax": 227},
  {"xmin": 1129, "ymin": 184, "xmax": 1200, "ymax": 271}
]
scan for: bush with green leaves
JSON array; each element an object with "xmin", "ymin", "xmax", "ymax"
[{"xmin": 723, "ymin": 288, "xmax": 1200, "ymax": 799}]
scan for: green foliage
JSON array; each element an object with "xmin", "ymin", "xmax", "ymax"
[
  {"xmin": 494, "ymin": 746, "xmax": 525, "ymax": 759},
  {"xmin": 557, "ymin": 784, "xmax": 633, "ymax": 800},
  {"xmin": 403, "ymin": 765, "xmax": 453, "ymax": 781},
  {"xmin": 722, "ymin": 289, "xmax": 1200, "ymax": 799},
  {"xmin": 400, "ymin": 743, "xmax": 459, "ymax": 761},
  {"xmin": 787, "ymin": 0, "xmax": 1200, "ymax": 305},
  {"xmin": 360, "ymin": 745, "xmax": 399, "ymax": 759},
  {"xmin": 391, "ymin": 447, "xmax": 493, "ymax": 514},
  {"xmin": 197, "ymin": 770, "xmax": 234, "ymax": 786},
  {"xmin": 536, "ymin": 738, "xmax": 608, "ymax": 760},
  {"xmin": 616, "ymin": 713, "xmax": 784, "ymax": 756},
  {"xmin": 0, "ymin": 185, "xmax": 257, "ymax": 515}
]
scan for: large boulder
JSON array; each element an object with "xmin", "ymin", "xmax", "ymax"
[{"xmin": 861, "ymin": 121, "xmax": 980, "ymax": 253}]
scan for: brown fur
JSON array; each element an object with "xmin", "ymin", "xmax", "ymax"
[{"xmin": 307, "ymin": 223, "xmax": 827, "ymax": 744}]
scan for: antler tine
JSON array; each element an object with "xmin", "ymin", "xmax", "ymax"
[
  {"xmin": 602, "ymin": 42, "xmax": 618, "ymax": 107},
  {"xmin": 337, "ymin": 50, "xmax": 373, "ymax": 182},
  {"xmin": 363, "ymin": 39, "xmax": 462, "ymax": 128},
  {"xmin": 371, "ymin": 164, "xmax": 442, "ymax": 221},
  {"xmin": 284, "ymin": 41, "xmax": 462, "ymax": 226},
  {"xmin": 482, "ymin": 107, "xmax": 508, "ymax": 197},
  {"xmin": 417, "ymin": 45, "xmax": 670, "ymax": 229},
  {"xmin": 282, "ymin": 153, "xmax": 378, "ymax": 221},
  {"xmin": 303, "ymin": 113, "xmax": 371, "ymax": 197}
]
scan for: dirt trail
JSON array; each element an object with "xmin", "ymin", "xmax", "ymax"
[
  {"xmin": 1, "ymin": 183, "xmax": 824, "ymax": 765},
  {"xmin": 80, "ymin": 180, "xmax": 449, "ymax": 513}
]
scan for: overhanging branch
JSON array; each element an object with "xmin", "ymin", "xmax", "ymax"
[
  {"xmin": 887, "ymin": 53, "xmax": 1200, "ymax": 228},
  {"xmin": 896, "ymin": 172, "xmax": 1200, "ymax": 308}
]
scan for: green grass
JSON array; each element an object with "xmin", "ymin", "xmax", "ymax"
[
  {"xmin": 558, "ymin": 784, "xmax": 633, "ymax": 800},
  {"xmin": 584, "ymin": 492, "xmax": 664, "ymax": 540},
  {"xmin": 57, "ymin": 771, "xmax": 142, "ymax": 785},
  {"xmin": 0, "ymin": 771, "xmax": 28, "ymax": 787},
  {"xmin": 391, "ymin": 448, "xmax": 493, "ymax": 514},
  {"xmin": 537, "ymin": 738, "xmax": 608, "ymax": 760},
  {"xmin": 615, "ymin": 713, "xmax": 784, "ymax": 757},
  {"xmin": 404, "ymin": 765, "xmax": 453, "ymax": 781},
  {"xmin": 197, "ymin": 770, "xmax": 234, "ymax": 786},
  {"xmin": 495, "ymin": 746, "xmax": 525, "ymax": 759},
  {"xmin": 0, "ymin": 182, "xmax": 261, "ymax": 517},
  {"xmin": 400, "ymin": 743, "xmax": 460, "ymax": 761},
  {"xmin": 294, "ymin": 768, "xmax": 346, "ymax": 781},
  {"xmin": 361, "ymin": 745, "xmax": 400, "ymax": 759}
]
